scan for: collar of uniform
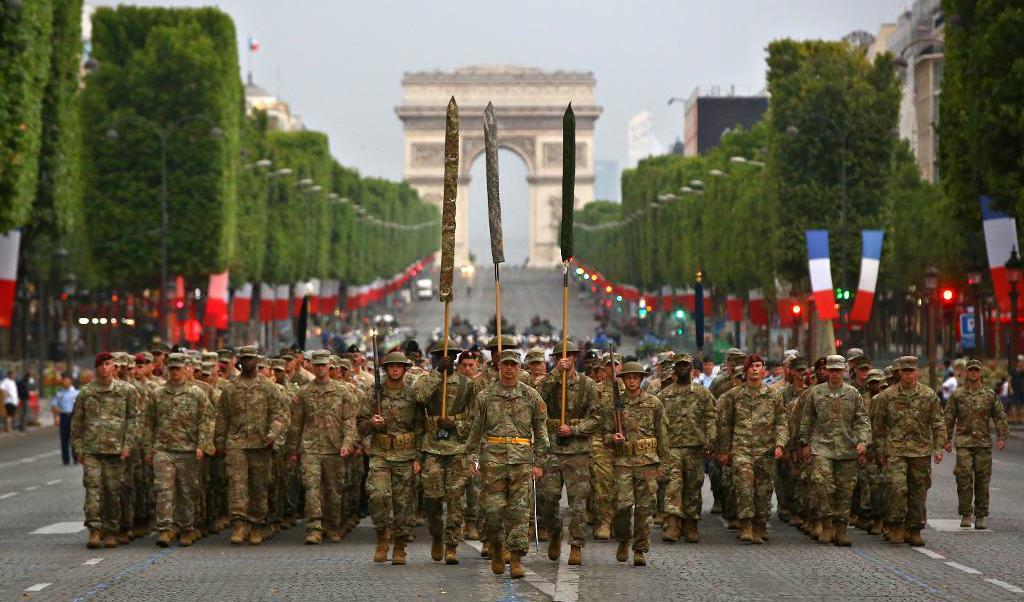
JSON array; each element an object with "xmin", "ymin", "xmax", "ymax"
[
  {"xmin": 497, "ymin": 382, "xmax": 522, "ymax": 397},
  {"xmin": 740, "ymin": 383, "xmax": 770, "ymax": 397}
]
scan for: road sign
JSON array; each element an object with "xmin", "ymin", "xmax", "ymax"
[{"xmin": 960, "ymin": 312, "xmax": 976, "ymax": 350}]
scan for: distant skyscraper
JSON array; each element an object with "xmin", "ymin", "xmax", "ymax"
[
  {"xmin": 627, "ymin": 110, "xmax": 663, "ymax": 168},
  {"xmin": 593, "ymin": 160, "xmax": 620, "ymax": 202}
]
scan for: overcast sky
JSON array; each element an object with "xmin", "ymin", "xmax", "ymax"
[{"xmin": 91, "ymin": 0, "xmax": 906, "ymax": 263}]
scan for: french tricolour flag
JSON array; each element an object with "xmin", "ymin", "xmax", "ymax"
[
  {"xmin": 204, "ymin": 271, "xmax": 229, "ymax": 330},
  {"xmin": 806, "ymin": 230, "xmax": 838, "ymax": 320},
  {"xmin": 849, "ymin": 231, "xmax": 884, "ymax": 323},
  {"xmin": 274, "ymin": 284, "xmax": 290, "ymax": 320},
  {"xmin": 981, "ymin": 196, "xmax": 1021, "ymax": 313},
  {"xmin": 232, "ymin": 282, "xmax": 253, "ymax": 323},
  {"xmin": 0, "ymin": 230, "xmax": 20, "ymax": 329},
  {"xmin": 258, "ymin": 283, "xmax": 274, "ymax": 323},
  {"xmin": 749, "ymin": 289, "xmax": 768, "ymax": 326}
]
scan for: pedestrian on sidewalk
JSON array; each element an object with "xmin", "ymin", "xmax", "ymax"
[
  {"xmin": 1, "ymin": 370, "xmax": 18, "ymax": 433},
  {"xmin": 51, "ymin": 373, "xmax": 79, "ymax": 465}
]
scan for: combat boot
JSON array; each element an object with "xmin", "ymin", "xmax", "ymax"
[
  {"xmin": 103, "ymin": 532, "xmax": 118, "ymax": 548},
  {"xmin": 888, "ymin": 525, "xmax": 904, "ymax": 544},
  {"xmin": 616, "ymin": 540, "xmax": 629, "ymax": 562},
  {"xmin": 229, "ymin": 520, "xmax": 247, "ymax": 545},
  {"xmin": 684, "ymin": 519, "xmax": 700, "ymax": 544},
  {"xmin": 248, "ymin": 527, "xmax": 263, "ymax": 545},
  {"xmin": 509, "ymin": 552, "xmax": 526, "ymax": 579},
  {"xmin": 817, "ymin": 520, "xmax": 834, "ymax": 544},
  {"xmin": 190, "ymin": 528, "xmax": 203, "ymax": 542},
  {"xmin": 538, "ymin": 526, "xmax": 549, "ymax": 542},
  {"xmin": 480, "ymin": 541, "xmax": 490, "ymax": 558},
  {"xmin": 391, "ymin": 540, "xmax": 407, "ymax": 565},
  {"xmin": 833, "ymin": 521, "xmax": 851, "ymax": 547},
  {"xmin": 156, "ymin": 530, "xmax": 173, "ymax": 548},
  {"xmin": 975, "ymin": 517, "xmax": 988, "ymax": 530},
  {"xmin": 464, "ymin": 523, "xmax": 479, "ymax": 541},
  {"xmin": 654, "ymin": 512, "xmax": 664, "ymax": 526},
  {"xmin": 373, "ymin": 530, "xmax": 389, "ymax": 563},
  {"xmin": 115, "ymin": 530, "xmax": 131, "ymax": 545},
  {"xmin": 633, "ymin": 550, "xmax": 646, "ymax": 566},
  {"xmin": 751, "ymin": 520, "xmax": 766, "ymax": 545},
  {"xmin": 444, "ymin": 545, "xmax": 459, "ymax": 565},
  {"xmin": 305, "ymin": 529, "xmax": 322, "ymax": 545},
  {"xmin": 178, "ymin": 529, "xmax": 194, "ymax": 547},
  {"xmin": 727, "ymin": 518, "xmax": 739, "ymax": 531},
  {"xmin": 547, "ymin": 528, "xmax": 562, "ymax": 561},
  {"xmin": 907, "ymin": 529, "xmax": 925, "ymax": 546},
  {"xmin": 327, "ymin": 529, "xmax": 342, "ymax": 544},
  {"xmin": 960, "ymin": 514, "xmax": 972, "ymax": 528},
  {"xmin": 490, "ymin": 541, "xmax": 505, "ymax": 575},
  {"xmin": 661, "ymin": 516, "xmax": 680, "ymax": 543},
  {"xmin": 738, "ymin": 519, "xmax": 753, "ymax": 542},
  {"xmin": 87, "ymin": 530, "xmax": 102, "ymax": 549},
  {"xmin": 431, "ymin": 535, "xmax": 444, "ymax": 561},
  {"xmin": 595, "ymin": 523, "xmax": 611, "ymax": 540},
  {"xmin": 503, "ymin": 549, "xmax": 511, "ymax": 565},
  {"xmin": 568, "ymin": 545, "xmax": 582, "ymax": 566},
  {"xmin": 870, "ymin": 518, "xmax": 883, "ymax": 536},
  {"xmin": 809, "ymin": 520, "xmax": 822, "ymax": 540}
]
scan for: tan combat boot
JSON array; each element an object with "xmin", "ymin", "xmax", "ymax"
[
  {"xmin": 595, "ymin": 523, "xmax": 611, "ymax": 540},
  {"xmin": 509, "ymin": 551, "xmax": 526, "ymax": 579},
  {"xmin": 178, "ymin": 529, "xmax": 194, "ymax": 547},
  {"xmin": 431, "ymin": 535, "xmax": 444, "ymax": 561},
  {"xmin": 327, "ymin": 529, "xmax": 341, "ymax": 544},
  {"xmin": 888, "ymin": 525, "xmax": 904, "ymax": 544},
  {"xmin": 87, "ymin": 529, "xmax": 102, "ymax": 549},
  {"xmin": 751, "ymin": 520, "xmax": 765, "ymax": 545},
  {"xmin": 633, "ymin": 550, "xmax": 646, "ymax": 566},
  {"xmin": 870, "ymin": 518, "xmax": 883, "ymax": 536},
  {"xmin": 190, "ymin": 528, "xmax": 203, "ymax": 542},
  {"xmin": 727, "ymin": 518, "xmax": 740, "ymax": 531},
  {"xmin": 156, "ymin": 530, "xmax": 173, "ymax": 548},
  {"xmin": 833, "ymin": 521, "xmax": 851, "ymax": 547},
  {"xmin": 391, "ymin": 540, "xmax": 407, "ymax": 565},
  {"xmin": 480, "ymin": 541, "xmax": 490, "ymax": 558},
  {"xmin": 975, "ymin": 517, "xmax": 988, "ymax": 530},
  {"xmin": 444, "ymin": 545, "xmax": 459, "ymax": 565},
  {"xmin": 490, "ymin": 541, "xmax": 505, "ymax": 575},
  {"xmin": 818, "ymin": 519, "xmax": 834, "ymax": 544},
  {"xmin": 568, "ymin": 545, "xmax": 582, "ymax": 566},
  {"xmin": 229, "ymin": 521, "xmax": 247, "ymax": 545},
  {"xmin": 738, "ymin": 519, "xmax": 753, "ymax": 542},
  {"xmin": 547, "ymin": 528, "xmax": 562, "ymax": 561},
  {"xmin": 305, "ymin": 529, "xmax": 322, "ymax": 545},
  {"xmin": 616, "ymin": 540, "xmax": 629, "ymax": 562},
  {"xmin": 661, "ymin": 516, "xmax": 680, "ymax": 543},
  {"xmin": 249, "ymin": 526, "xmax": 263, "ymax": 545},
  {"xmin": 906, "ymin": 529, "xmax": 925, "ymax": 546},
  {"xmin": 809, "ymin": 520, "xmax": 822, "ymax": 540},
  {"xmin": 115, "ymin": 530, "xmax": 131, "ymax": 545},
  {"xmin": 960, "ymin": 514, "xmax": 972, "ymax": 528},
  {"xmin": 684, "ymin": 519, "xmax": 700, "ymax": 544},
  {"xmin": 373, "ymin": 530, "xmax": 389, "ymax": 563},
  {"xmin": 103, "ymin": 532, "xmax": 118, "ymax": 548}
]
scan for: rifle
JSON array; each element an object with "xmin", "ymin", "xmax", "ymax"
[
  {"xmin": 370, "ymin": 330, "xmax": 382, "ymax": 417},
  {"xmin": 608, "ymin": 346, "xmax": 624, "ymax": 439}
]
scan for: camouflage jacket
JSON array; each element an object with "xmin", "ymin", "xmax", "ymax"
[
  {"xmin": 131, "ymin": 379, "xmax": 153, "ymax": 443},
  {"xmin": 718, "ymin": 383, "xmax": 788, "ymax": 459},
  {"xmin": 873, "ymin": 382, "xmax": 945, "ymax": 458},
  {"xmin": 219, "ymin": 376, "xmax": 290, "ymax": 451},
  {"xmin": 658, "ymin": 381, "xmax": 717, "ymax": 449},
  {"xmin": 357, "ymin": 383, "xmax": 422, "ymax": 462},
  {"xmin": 412, "ymin": 370, "xmax": 479, "ymax": 456},
  {"xmin": 466, "ymin": 381, "xmax": 549, "ymax": 467},
  {"xmin": 537, "ymin": 369, "xmax": 600, "ymax": 455},
  {"xmin": 784, "ymin": 385, "xmax": 810, "ymax": 452},
  {"xmin": 478, "ymin": 365, "xmax": 534, "ymax": 391},
  {"xmin": 294, "ymin": 379, "xmax": 357, "ymax": 455},
  {"xmin": 601, "ymin": 390, "xmax": 669, "ymax": 467},
  {"xmin": 944, "ymin": 383, "xmax": 1009, "ymax": 448},
  {"xmin": 708, "ymin": 369, "xmax": 734, "ymax": 399},
  {"xmin": 147, "ymin": 382, "xmax": 215, "ymax": 455},
  {"xmin": 798, "ymin": 382, "xmax": 871, "ymax": 460},
  {"xmin": 70, "ymin": 379, "xmax": 142, "ymax": 455}
]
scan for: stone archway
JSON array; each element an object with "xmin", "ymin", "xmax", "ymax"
[{"xmin": 395, "ymin": 65, "xmax": 602, "ymax": 267}]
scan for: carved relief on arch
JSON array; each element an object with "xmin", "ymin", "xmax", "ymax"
[
  {"xmin": 459, "ymin": 135, "xmax": 537, "ymax": 176},
  {"xmin": 542, "ymin": 142, "xmax": 588, "ymax": 168}
]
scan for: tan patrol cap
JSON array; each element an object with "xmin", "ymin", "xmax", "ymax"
[
  {"xmin": 497, "ymin": 349, "xmax": 522, "ymax": 365},
  {"xmin": 825, "ymin": 355, "xmax": 846, "ymax": 370},
  {"xmin": 966, "ymin": 358, "xmax": 983, "ymax": 370},
  {"xmin": 238, "ymin": 345, "xmax": 259, "ymax": 358},
  {"xmin": 895, "ymin": 356, "xmax": 919, "ymax": 370}
]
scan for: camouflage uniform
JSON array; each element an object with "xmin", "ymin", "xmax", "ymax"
[
  {"xmin": 718, "ymin": 382, "xmax": 788, "ymax": 522},
  {"xmin": 658, "ymin": 379, "xmax": 716, "ymax": 524},
  {"xmin": 777, "ymin": 379, "xmax": 806, "ymax": 522},
  {"xmin": 71, "ymin": 377, "xmax": 141, "ymax": 537},
  {"xmin": 147, "ymin": 378, "xmax": 215, "ymax": 536},
  {"xmin": 130, "ymin": 376, "xmax": 156, "ymax": 533},
  {"xmin": 944, "ymin": 378, "xmax": 1008, "ymax": 520},
  {"xmin": 412, "ymin": 368, "xmax": 478, "ymax": 551},
  {"xmin": 590, "ymin": 376, "xmax": 620, "ymax": 534},
  {"xmin": 466, "ymin": 378, "xmax": 549, "ymax": 556},
  {"xmin": 536, "ymin": 367, "xmax": 600, "ymax": 549},
  {"xmin": 873, "ymin": 360, "xmax": 945, "ymax": 538}
]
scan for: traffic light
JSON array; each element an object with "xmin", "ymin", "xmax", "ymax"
[
  {"xmin": 941, "ymin": 288, "xmax": 955, "ymax": 303},
  {"xmin": 791, "ymin": 303, "xmax": 801, "ymax": 317},
  {"xmin": 674, "ymin": 308, "xmax": 685, "ymax": 320},
  {"xmin": 835, "ymin": 287, "xmax": 850, "ymax": 301}
]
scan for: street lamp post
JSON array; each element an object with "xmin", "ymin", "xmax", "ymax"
[
  {"xmin": 924, "ymin": 266, "xmax": 939, "ymax": 388},
  {"xmin": 1005, "ymin": 248, "xmax": 1022, "ymax": 376},
  {"xmin": 967, "ymin": 268, "xmax": 985, "ymax": 359}
]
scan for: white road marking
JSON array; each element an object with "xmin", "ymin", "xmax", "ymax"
[
  {"xmin": 985, "ymin": 578, "xmax": 1024, "ymax": 594},
  {"xmin": 46, "ymin": 479, "xmax": 62, "ymax": 486},
  {"xmin": 927, "ymin": 518, "xmax": 993, "ymax": 532},
  {"xmin": 0, "ymin": 450, "xmax": 60, "ymax": 469},
  {"xmin": 945, "ymin": 561, "xmax": 982, "ymax": 575},
  {"xmin": 83, "ymin": 558, "xmax": 105, "ymax": 566},
  {"xmin": 914, "ymin": 547, "xmax": 946, "ymax": 560},
  {"xmin": 32, "ymin": 521, "xmax": 86, "ymax": 535},
  {"xmin": 462, "ymin": 539, "xmax": 555, "ymax": 597},
  {"xmin": 0, "ymin": 492, "xmax": 19, "ymax": 500},
  {"xmin": 24, "ymin": 583, "xmax": 52, "ymax": 592},
  {"xmin": 24, "ymin": 485, "xmax": 39, "ymax": 491},
  {"xmin": 553, "ymin": 544, "xmax": 580, "ymax": 602}
]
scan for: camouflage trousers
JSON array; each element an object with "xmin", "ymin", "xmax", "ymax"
[
  {"xmin": 664, "ymin": 447, "xmax": 705, "ymax": 520},
  {"xmin": 809, "ymin": 456, "xmax": 858, "ymax": 521},
  {"xmin": 82, "ymin": 453, "xmax": 126, "ymax": 533},
  {"xmin": 773, "ymin": 458, "xmax": 793, "ymax": 517},
  {"xmin": 733, "ymin": 455, "xmax": 775, "ymax": 520},
  {"xmin": 206, "ymin": 455, "xmax": 227, "ymax": 525},
  {"xmin": 283, "ymin": 457, "xmax": 301, "ymax": 520},
  {"xmin": 268, "ymin": 451, "xmax": 286, "ymax": 526},
  {"xmin": 480, "ymin": 461, "xmax": 534, "ymax": 554},
  {"xmin": 612, "ymin": 463, "xmax": 659, "ymax": 552},
  {"xmin": 301, "ymin": 453, "xmax": 345, "ymax": 532},
  {"xmin": 153, "ymin": 450, "xmax": 199, "ymax": 531},
  {"xmin": 422, "ymin": 453, "xmax": 469, "ymax": 546},
  {"xmin": 954, "ymin": 446, "xmax": 993, "ymax": 518},
  {"xmin": 195, "ymin": 458, "xmax": 208, "ymax": 528},
  {"xmin": 858, "ymin": 461, "xmax": 881, "ymax": 519},
  {"xmin": 134, "ymin": 451, "xmax": 154, "ymax": 525},
  {"xmin": 887, "ymin": 456, "xmax": 931, "ymax": 529},
  {"xmin": 588, "ymin": 437, "xmax": 614, "ymax": 527},
  {"xmin": 539, "ymin": 453, "xmax": 591, "ymax": 547},
  {"xmin": 791, "ymin": 460, "xmax": 810, "ymax": 517},
  {"xmin": 350, "ymin": 454, "xmax": 366, "ymax": 517},
  {"xmin": 709, "ymin": 460, "xmax": 722, "ymax": 508},
  {"xmin": 120, "ymin": 451, "xmax": 139, "ymax": 531},
  {"xmin": 367, "ymin": 457, "xmax": 416, "ymax": 542},
  {"xmin": 465, "ymin": 471, "xmax": 481, "ymax": 528},
  {"xmin": 721, "ymin": 463, "xmax": 737, "ymax": 519},
  {"xmin": 226, "ymin": 448, "xmax": 271, "ymax": 526}
]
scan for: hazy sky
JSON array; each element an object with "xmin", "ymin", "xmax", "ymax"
[{"xmin": 90, "ymin": 0, "xmax": 906, "ymax": 263}]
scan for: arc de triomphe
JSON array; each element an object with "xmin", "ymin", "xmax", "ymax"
[{"xmin": 395, "ymin": 65, "xmax": 602, "ymax": 267}]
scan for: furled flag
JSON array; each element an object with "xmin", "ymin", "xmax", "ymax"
[
  {"xmin": 232, "ymin": 282, "xmax": 253, "ymax": 323},
  {"xmin": 259, "ymin": 283, "xmax": 275, "ymax": 323},
  {"xmin": 805, "ymin": 230, "xmax": 839, "ymax": 320},
  {"xmin": 204, "ymin": 271, "xmax": 229, "ymax": 330},
  {"xmin": 980, "ymin": 196, "xmax": 1021, "ymax": 313},
  {"xmin": 726, "ymin": 295, "xmax": 744, "ymax": 322},
  {"xmin": 274, "ymin": 284, "xmax": 289, "ymax": 321},
  {"xmin": 0, "ymin": 230, "xmax": 21, "ymax": 329},
  {"xmin": 749, "ymin": 289, "xmax": 769, "ymax": 326},
  {"xmin": 849, "ymin": 231, "xmax": 884, "ymax": 323}
]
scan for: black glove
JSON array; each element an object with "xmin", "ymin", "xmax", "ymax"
[{"xmin": 435, "ymin": 357, "xmax": 453, "ymax": 375}]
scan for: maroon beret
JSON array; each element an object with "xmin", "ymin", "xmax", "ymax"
[
  {"xmin": 95, "ymin": 352, "xmax": 114, "ymax": 367},
  {"xmin": 743, "ymin": 353, "xmax": 764, "ymax": 373}
]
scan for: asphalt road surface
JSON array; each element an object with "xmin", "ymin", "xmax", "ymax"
[{"xmin": 3, "ymin": 417, "xmax": 1024, "ymax": 600}]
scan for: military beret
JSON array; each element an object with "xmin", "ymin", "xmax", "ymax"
[
  {"xmin": 497, "ymin": 349, "xmax": 522, "ymax": 365},
  {"xmin": 619, "ymin": 361, "xmax": 648, "ymax": 377},
  {"xmin": 552, "ymin": 339, "xmax": 580, "ymax": 354},
  {"xmin": 238, "ymin": 345, "xmax": 259, "ymax": 358},
  {"xmin": 895, "ymin": 356, "xmax": 919, "ymax": 370},
  {"xmin": 135, "ymin": 352, "xmax": 153, "ymax": 364},
  {"xmin": 742, "ymin": 354, "xmax": 765, "ymax": 372},
  {"xmin": 966, "ymin": 358, "xmax": 983, "ymax": 371},
  {"xmin": 310, "ymin": 349, "xmax": 332, "ymax": 365},
  {"xmin": 380, "ymin": 351, "xmax": 413, "ymax": 366},
  {"xmin": 525, "ymin": 348, "xmax": 546, "ymax": 363},
  {"xmin": 674, "ymin": 352, "xmax": 694, "ymax": 365},
  {"xmin": 94, "ymin": 351, "xmax": 114, "ymax": 367},
  {"xmin": 166, "ymin": 353, "xmax": 187, "ymax": 368},
  {"xmin": 825, "ymin": 355, "xmax": 846, "ymax": 370}
]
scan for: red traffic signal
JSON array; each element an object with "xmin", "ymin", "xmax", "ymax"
[
  {"xmin": 791, "ymin": 303, "xmax": 802, "ymax": 316},
  {"xmin": 941, "ymin": 288, "xmax": 955, "ymax": 303}
]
